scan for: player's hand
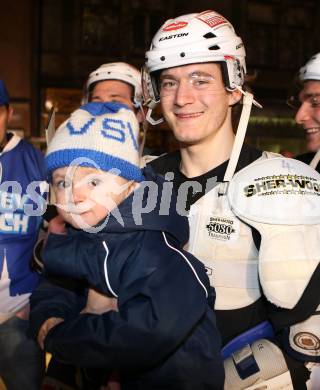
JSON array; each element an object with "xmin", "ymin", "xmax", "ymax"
[
  {"xmin": 37, "ymin": 317, "xmax": 64, "ymax": 349},
  {"xmin": 48, "ymin": 214, "xmax": 67, "ymax": 234},
  {"xmin": 81, "ymin": 288, "xmax": 118, "ymax": 315}
]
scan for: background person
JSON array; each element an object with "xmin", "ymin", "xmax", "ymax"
[
  {"xmin": 288, "ymin": 53, "xmax": 320, "ymax": 172},
  {"xmin": 0, "ymin": 79, "xmax": 46, "ymax": 389}
]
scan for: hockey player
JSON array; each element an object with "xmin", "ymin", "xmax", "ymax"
[
  {"xmin": 288, "ymin": 53, "xmax": 320, "ymax": 172},
  {"xmin": 143, "ymin": 10, "xmax": 320, "ymax": 389},
  {"xmin": 83, "ymin": 62, "xmax": 144, "ymax": 120}
]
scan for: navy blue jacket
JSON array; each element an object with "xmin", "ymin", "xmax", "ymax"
[{"xmin": 29, "ymin": 167, "xmax": 224, "ymax": 389}]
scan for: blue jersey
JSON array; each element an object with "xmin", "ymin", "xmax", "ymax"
[{"xmin": 0, "ymin": 133, "xmax": 47, "ymax": 316}]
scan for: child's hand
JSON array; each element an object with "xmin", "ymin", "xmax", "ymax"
[
  {"xmin": 81, "ymin": 288, "xmax": 118, "ymax": 315},
  {"xmin": 37, "ymin": 317, "xmax": 64, "ymax": 350}
]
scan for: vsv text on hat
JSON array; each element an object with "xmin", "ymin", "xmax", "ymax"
[{"xmin": 46, "ymin": 102, "xmax": 143, "ymax": 182}]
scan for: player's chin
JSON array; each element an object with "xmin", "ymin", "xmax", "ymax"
[{"xmin": 307, "ymin": 140, "xmax": 320, "ymax": 153}]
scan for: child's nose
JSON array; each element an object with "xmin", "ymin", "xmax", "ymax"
[{"xmin": 72, "ymin": 183, "xmax": 87, "ymax": 203}]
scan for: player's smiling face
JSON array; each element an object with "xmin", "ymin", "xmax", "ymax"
[{"xmin": 159, "ymin": 63, "xmax": 239, "ymax": 147}]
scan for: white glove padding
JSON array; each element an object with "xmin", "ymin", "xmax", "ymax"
[
  {"xmin": 228, "ymin": 157, "xmax": 320, "ymax": 309},
  {"xmin": 224, "ymin": 339, "xmax": 293, "ymax": 390},
  {"xmin": 306, "ymin": 363, "xmax": 320, "ymax": 390}
]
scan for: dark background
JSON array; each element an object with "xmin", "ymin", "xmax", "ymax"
[{"xmin": 0, "ymin": 0, "xmax": 319, "ymax": 154}]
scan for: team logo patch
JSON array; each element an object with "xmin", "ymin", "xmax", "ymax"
[
  {"xmin": 163, "ymin": 21, "xmax": 188, "ymax": 32},
  {"xmin": 196, "ymin": 11, "xmax": 228, "ymax": 28},
  {"xmin": 205, "ymin": 216, "xmax": 239, "ymax": 241},
  {"xmin": 243, "ymin": 174, "xmax": 320, "ymax": 198},
  {"xmin": 294, "ymin": 332, "xmax": 320, "ymax": 351}
]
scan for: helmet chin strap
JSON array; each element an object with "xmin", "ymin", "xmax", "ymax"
[
  {"xmin": 310, "ymin": 148, "xmax": 320, "ymax": 169},
  {"xmin": 146, "ymin": 107, "xmax": 164, "ymax": 126},
  {"xmin": 221, "ymin": 91, "xmax": 256, "ymax": 190},
  {"xmin": 235, "ymin": 86, "xmax": 263, "ymax": 109},
  {"xmin": 139, "ymin": 120, "xmax": 149, "ymax": 156}
]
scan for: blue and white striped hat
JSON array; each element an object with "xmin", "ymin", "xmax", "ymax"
[{"xmin": 46, "ymin": 102, "xmax": 143, "ymax": 182}]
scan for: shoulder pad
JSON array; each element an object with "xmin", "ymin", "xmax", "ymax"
[{"xmin": 228, "ymin": 157, "xmax": 320, "ymax": 225}]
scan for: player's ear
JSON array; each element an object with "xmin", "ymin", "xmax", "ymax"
[{"xmin": 229, "ymin": 88, "xmax": 242, "ymax": 106}]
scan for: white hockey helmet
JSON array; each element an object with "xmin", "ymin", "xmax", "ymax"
[
  {"xmin": 83, "ymin": 62, "xmax": 142, "ymax": 108},
  {"xmin": 287, "ymin": 53, "xmax": 320, "ymax": 109},
  {"xmin": 143, "ymin": 10, "xmax": 246, "ymax": 108},
  {"xmin": 298, "ymin": 52, "xmax": 320, "ymax": 82}
]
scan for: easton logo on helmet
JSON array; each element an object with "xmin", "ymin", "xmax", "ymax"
[{"xmin": 159, "ymin": 33, "xmax": 189, "ymax": 41}]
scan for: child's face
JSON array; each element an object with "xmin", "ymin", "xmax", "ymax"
[{"xmin": 52, "ymin": 166, "xmax": 133, "ymax": 229}]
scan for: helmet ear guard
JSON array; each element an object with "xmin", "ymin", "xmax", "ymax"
[
  {"xmin": 222, "ymin": 59, "xmax": 262, "ymax": 108},
  {"xmin": 223, "ymin": 57, "xmax": 245, "ymax": 91},
  {"xmin": 142, "ymin": 66, "xmax": 164, "ymax": 125},
  {"xmin": 141, "ymin": 65, "xmax": 159, "ymax": 109}
]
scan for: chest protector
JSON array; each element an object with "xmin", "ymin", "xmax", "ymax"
[
  {"xmin": 186, "ymin": 182, "xmax": 260, "ymax": 310},
  {"xmin": 185, "ymin": 93, "xmax": 263, "ymax": 310},
  {"xmin": 227, "ymin": 157, "xmax": 320, "ymax": 309}
]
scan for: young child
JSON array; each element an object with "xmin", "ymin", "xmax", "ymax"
[{"xmin": 29, "ymin": 102, "xmax": 224, "ymax": 389}]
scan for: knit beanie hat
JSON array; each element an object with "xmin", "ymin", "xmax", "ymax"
[{"xmin": 46, "ymin": 102, "xmax": 143, "ymax": 182}]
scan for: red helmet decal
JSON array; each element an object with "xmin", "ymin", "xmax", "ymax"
[
  {"xmin": 196, "ymin": 11, "xmax": 228, "ymax": 29},
  {"xmin": 162, "ymin": 21, "xmax": 188, "ymax": 32}
]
